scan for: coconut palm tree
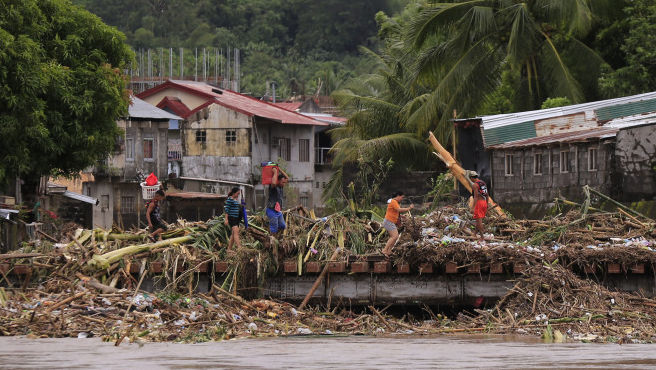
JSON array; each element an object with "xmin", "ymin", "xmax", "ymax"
[{"xmin": 406, "ymin": 0, "xmax": 618, "ymax": 133}]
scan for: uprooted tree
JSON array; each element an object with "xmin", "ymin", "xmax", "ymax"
[{"xmin": 0, "ymin": 0, "xmax": 133, "ymax": 190}]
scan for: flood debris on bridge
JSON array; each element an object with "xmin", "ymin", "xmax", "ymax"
[{"xmin": 0, "ymin": 193, "xmax": 655, "ymax": 343}]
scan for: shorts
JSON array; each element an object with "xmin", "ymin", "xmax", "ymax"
[
  {"xmin": 382, "ymin": 218, "xmax": 397, "ymax": 232},
  {"xmin": 151, "ymin": 220, "xmax": 167, "ymax": 231},
  {"xmin": 266, "ymin": 208, "xmax": 286, "ymax": 233},
  {"xmin": 228, "ymin": 216, "xmax": 241, "ymax": 227},
  {"xmin": 473, "ymin": 199, "xmax": 488, "ymax": 219}
]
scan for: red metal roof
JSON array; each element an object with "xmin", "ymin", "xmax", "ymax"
[
  {"xmin": 156, "ymin": 96, "xmax": 191, "ymax": 118},
  {"xmin": 138, "ymin": 80, "xmax": 327, "ymax": 126},
  {"xmin": 275, "ymin": 102, "xmax": 303, "ymax": 111},
  {"xmin": 487, "ymin": 127, "xmax": 618, "ymax": 150}
]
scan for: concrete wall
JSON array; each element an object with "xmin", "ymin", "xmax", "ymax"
[
  {"xmin": 140, "ymin": 88, "xmax": 208, "ymax": 111},
  {"xmin": 113, "ymin": 119, "xmax": 169, "ymax": 181},
  {"xmin": 491, "ymin": 141, "xmax": 614, "ymax": 204},
  {"xmin": 252, "ymin": 120, "xmax": 316, "ymax": 208},
  {"xmin": 88, "ymin": 180, "xmax": 114, "ymax": 229},
  {"xmin": 616, "ymin": 124, "xmax": 656, "ymax": 200}
]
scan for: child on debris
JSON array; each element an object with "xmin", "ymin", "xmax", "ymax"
[
  {"xmin": 381, "ymin": 191, "xmax": 414, "ymax": 258},
  {"xmin": 266, "ymin": 167, "xmax": 288, "ymax": 236},
  {"xmin": 469, "ymin": 171, "xmax": 489, "ymax": 241},
  {"xmin": 224, "ymin": 187, "xmax": 243, "ymax": 250},
  {"xmin": 147, "ymin": 190, "xmax": 167, "ymax": 242}
]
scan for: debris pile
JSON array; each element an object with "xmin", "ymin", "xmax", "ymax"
[{"xmin": 457, "ymin": 263, "xmax": 656, "ymax": 343}]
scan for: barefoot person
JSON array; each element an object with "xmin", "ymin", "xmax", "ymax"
[
  {"xmin": 146, "ymin": 190, "xmax": 167, "ymax": 241},
  {"xmin": 266, "ymin": 167, "xmax": 288, "ymax": 237},
  {"xmin": 224, "ymin": 187, "xmax": 243, "ymax": 250},
  {"xmin": 382, "ymin": 191, "xmax": 414, "ymax": 258},
  {"xmin": 469, "ymin": 171, "xmax": 489, "ymax": 241}
]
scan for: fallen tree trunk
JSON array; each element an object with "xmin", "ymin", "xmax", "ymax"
[{"xmin": 428, "ymin": 132, "xmax": 506, "ymax": 219}]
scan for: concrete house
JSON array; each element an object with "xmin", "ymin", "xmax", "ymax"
[
  {"xmin": 86, "ymin": 97, "xmax": 181, "ymax": 228},
  {"xmin": 456, "ymin": 91, "xmax": 656, "ymax": 215},
  {"xmin": 137, "ymin": 80, "xmax": 328, "ymax": 209}
]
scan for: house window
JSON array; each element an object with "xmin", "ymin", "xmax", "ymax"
[
  {"xmin": 315, "ymin": 181, "xmax": 320, "ymax": 189},
  {"xmin": 533, "ymin": 153, "xmax": 542, "ymax": 175},
  {"xmin": 300, "ymin": 195, "xmax": 309, "ymax": 208},
  {"xmin": 196, "ymin": 130, "xmax": 206, "ymax": 143},
  {"xmin": 225, "ymin": 130, "xmax": 236, "ymax": 145},
  {"xmin": 299, "ymin": 139, "xmax": 310, "ymax": 162},
  {"xmin": 588, "ymin": 148, "xmax": 598, "ymax": 171},
  {"xmin": 120, "ymin": 196, "xmax": 135, "ymax": 214},
  {"xmin": 143, "ymin": 138, "xmax": 154, "ymax": 160},
  {"xmin": 560, "ymin": 150, "xmax": 570, "ymax": 173},
  {"xmin": 504, "ymin": 154, "xmax": 514, "ymax": 176},
  {"xmin": 322, "ymin": 182, "xmax": 326, "ymax": 189},
  {"xmin": 126, "ymin": 137, "xmax": 134, "ymax": 161},
  {"xmin": 279, "ymin": 137, "xmax": 291, "ymax": 161}
]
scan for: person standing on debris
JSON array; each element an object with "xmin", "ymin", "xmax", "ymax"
[
  {"xmin": 382, "ymin": 191, "xmax": 414, "ymax": 258},
  {"xmin": 147, "ymin": 190, "xmax": 167, "ymax": 242},
  {"xmin": 266, "ymin": 167, "xmax": 288, "ymax": 236},
  {"xmin": 469, "ymin": 171, "xmax": 489, "ymax": 241},
  {"xmin": 224, "ymin": 187, "xmax": 243, "ymax": 250}
]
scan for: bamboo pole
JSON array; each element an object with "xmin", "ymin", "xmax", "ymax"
[
  {"xmin": 428, "ymin": 132, "xmax": 506, "ymax": 218},
  {"xmin": 298, "ymin": 247, "xmax": 342, "ymax": 310},
  {"xmin": 586, "ymin": 185, "xmax": 652, "ymax": 221}
]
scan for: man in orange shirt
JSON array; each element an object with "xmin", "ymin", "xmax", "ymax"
[{"xmin": 382, "ymin": 191, "xmax": 414, "ymax": 258}]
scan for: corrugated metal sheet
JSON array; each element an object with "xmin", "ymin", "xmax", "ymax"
[
  {"xmin": 488, "ymin": 127, "xmax": 618, "ymax": 150},
  {"xmin": 479, "ymin": 91, "xmax": 656, "ymax": 130},
  {"xmin": 62, "ymin": 190, "xmax": 98, "ymax": 205},
  {"xmin": 483, "ymin": 121, "xmax": 536, "ymax": 146},
  {"xmin": 142, "ymin": 81, "xmax": 326, "ymax": 126},
  {"xmin": 129, "ymin": 96, "xmax": 182, "ymax": 120},
  {"xmin": 595, "ymin": 98, "xmax": 656, "ymax": 121},
  {"xmin": 535, "ymin": 112, "xmax": 595, "ymax": 136}
]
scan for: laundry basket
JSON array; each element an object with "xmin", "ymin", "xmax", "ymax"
[{"xmin": 140, "ymin": 182, "xmax": 161, "ymax": 200}]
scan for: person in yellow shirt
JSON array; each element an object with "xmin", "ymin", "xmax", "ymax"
[{"xmin": 382, "ymin": 191, "xmax": 414, "ymax": 258}]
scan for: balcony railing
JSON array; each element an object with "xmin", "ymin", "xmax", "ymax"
[
  {"xmin": 315, "ymin": 147, "xmax": 332, "ymax": 165},
  {"xmin": 168, "ymin": 142, "xmax": 182, "ymax": 160}
]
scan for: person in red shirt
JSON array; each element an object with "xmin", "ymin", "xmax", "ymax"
[
  {"xmin": 469, "ymin": 171, "xmax": 489, "ymax": 241},
  {"xmin": 381, "ymin": 191, "xmax": 414, "ymax": 258}
]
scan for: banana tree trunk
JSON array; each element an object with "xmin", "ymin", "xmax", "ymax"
[{"xmin": 428, "ymin": 132, "xmax": 506, "ymax": 219}]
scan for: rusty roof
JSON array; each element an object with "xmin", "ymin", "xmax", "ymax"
[
  {"xmin": 487, "ymin": 127, "xmax": 619, "ymax": 150},
  {"xmin": 274, "ymin": 102, "xmax": 303, "ymax": 111},
  {"xmin": 166, "ymin": 192, "xmax": 227, "ymax": 200},
  {"xmin": 138, "ymin": 80, "xmax": 327, "ymax": 126}
]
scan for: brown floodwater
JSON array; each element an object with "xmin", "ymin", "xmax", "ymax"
[{"xmin": 1, "ymin": 335, "xmax": 656, "ymax": 369}]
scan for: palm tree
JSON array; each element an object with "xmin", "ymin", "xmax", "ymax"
[{"xmin": 406, "ymin": 0, "xmax": 618, "ymax": 131}]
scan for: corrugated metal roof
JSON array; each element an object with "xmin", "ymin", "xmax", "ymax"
[
  {"xmin": 488, "ymin": 127, "xmax": 618, "ymax": 149},
  {"xmin": 479, "ymin": 91, "xmax": 656, "ymax": 130},
  {"xmin": 274, "ymin": 102, "xmax": 303, "ymax": 111},
  {"xmin": 482, "ymin": 121, "xmax": 536, "ymax": 146},
  {"xmin": 604, "ymin": 111, "xmax": 656, "ymax": 128},
  {"xmin": 140, "ymin": 81, "xmax": 327, "ymax": 126},
  {"xmin": 129, "ymin": 96, "xmax": 182, "ymax": 120},
  {"xmin": 596, "ymin": 98, "xmax": 656, "ymax": 121},
  {"xmin": 62, "ymin": 190, "xmax": 99, "ymax": 205}
]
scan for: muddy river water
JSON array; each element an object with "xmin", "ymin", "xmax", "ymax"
[{"xmin": 1, "ymin": 335, "xmax": 656, "ymax": 369}]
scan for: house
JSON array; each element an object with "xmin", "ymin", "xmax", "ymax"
[
  {"xmin": 275, "ymin": 99, "xmax": 322, "ymax": 114},
  {"xmin": 137, "ymin": 80, "xmax": 329, "ymax": 209},
  {"xmin": 85, "ymin": 96, "xmax": 181, "ymax": 229},
  {"xmin": 457, "ymin": 91, "xmax": 656, "ymax": 213}
]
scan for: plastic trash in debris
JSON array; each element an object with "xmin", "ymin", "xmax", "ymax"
[
  {"xmin": 324, "ymin": 329, "xmax": 333, "ymax": 335},
  {"xmin": 290, "ymin": 308, "xmax": 298, "ymax": 316},
  {"xmin": 310, "ymin": 247, "xmax": 318, "ymax": 255},
  {"xmin": 189, "ymin": 311, "xmax": 199, "ymax": 321},
  {"xmin": 77, "ymin": 332, "xmax": 89, "ymax": 339},
  {"xmin": 297, "ymin": 327, "xmax": 312, "ymax": 335},
  {"xmin": 173, "ymin": 319, "xmax": 187, "ymax": 326},
  {"xmin": 320, "ymin": 217, "xmax": 328, "ymax": 222},
  {"xmin": 102, "ymin": 298, "xmax": 112, "ymax": 306},
  {"xmin": 375, "ymin": 327, "xmax": 385, "ymax": 334},
  {"xmin": 232, "ymin": 314, "xmax": 242, "ymax": 321},
  {"xmin": 247, "ymin": 322, "xmax": 258, "ymax": 332},
  {"xmin": 440, "ymin": 235, "xmax": 465, "ymax": 244}
]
